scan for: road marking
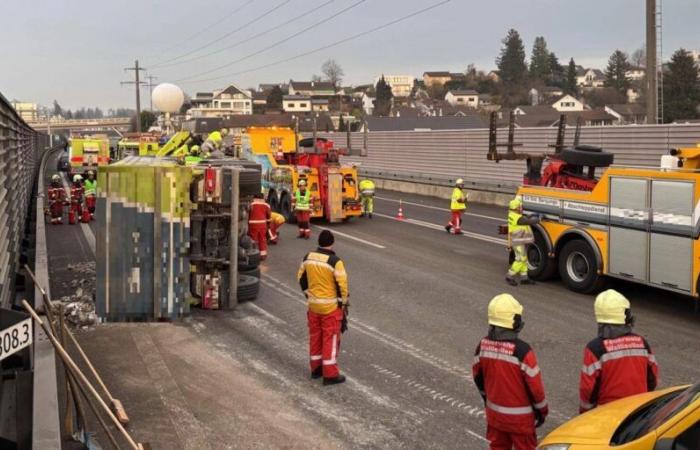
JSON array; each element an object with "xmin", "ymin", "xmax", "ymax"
[
  {"xmin": 375, "ymin": 196, "xmax": 503, "ymax": 222},
  {"xmin": 312, "ymin": 225, "xmax": 386, "ymax": 249},
  {"xmin": 60, "ymin": 175, "xmax": 96, "ymax": 256},
  {"xmin": 373, "ymin": 213, "xmax": 507, "ymax": 246}
]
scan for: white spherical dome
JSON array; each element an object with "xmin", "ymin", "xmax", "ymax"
[{"xmin": 152, "ymin": 83, "xmax": 184, "ymax": 113}]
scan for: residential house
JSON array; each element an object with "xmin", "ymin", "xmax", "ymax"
[
  {"xmin": 283, "ymin": 95, "xmax": 312, "ymax": 113},
  {"xmin": 187, "ymin": 84, "xmax": 252, "ymax": 118},
  {"xmin": 529, "ymin": 86, "xmax": 564, "ymax": 106},
  {"xmin": 423, "ymin": 71, "xmax": 452, "ymax": 87},
  {"xmin": 626, "ymin": 86, "xmax": 642, "ymax": 104},
  {"xmin": 513, "ymin": 104, "xmax": 615, "ymax": 127},
  {"xmin": 478, "ymin": 94, "xmax": 493, "ymax": 107},
  {"xmin": 604, "ymin": 103, "xmax": 647, "ymax": 124},
  {"xmin": 625, "ymin": 66, "xmax": 646, "ymax": 81},
  {"xmin": 252, "ymin": 91, "xmax": 269, "ymax": 113},
  {"xmin": 361, "ymin": 93, "xmax": 375, "ymax": 115},
  {"xmin": 311, "ymin": 98, "xmax": 329, "ymax": 112},
  {"xmin": 444, "ymin": 89, "xmax": 479, "ymax": 108},
  {"xmin": 259, "ymin": 83, "xmax": 288, "ymax": 93},
  {"xmin": 351, "ymin": 84, "xmax": 374, "ymax": 99},
  {"xmin": 375, "ymin": 75, "xmax": 414, "ymax": 98},
  {"xmin": 365, "ymin": 115, "xmax": 486, "ymax": 132},
  {"xmin": 288, "ymin": 80, "xmax": 335, "ymax": 97},
  {"xmin": 576, "ymin": 68, "xmax": 605, "ymax": 88},
  {"xmin": 11, "ymin": 102, "xmax": 39, "ymax": 121},
  {"xmin": 551, "ymin": 94, "xmax": 585, "ymax": 112}
]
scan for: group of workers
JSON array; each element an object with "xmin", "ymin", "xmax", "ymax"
[{"xmin": 47, "ymin": 171, "xmax": 97, "ymax": 225}]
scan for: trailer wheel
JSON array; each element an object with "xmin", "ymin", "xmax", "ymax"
[
  {"xmin": 238, "ymin": 247, "xmax": 261, "ymax": 271},
  {"xmin": 238, "ymin": 275, "xmax": 260, "ymax": 302},
  {"xmin": 561, "ymin": 148, "xmax": 614, "ymax": 167},
  {"xmin": 527, "ymin": 232, "xmax": 557, "ymax": 280},
  {"xmin": 558, "ymin": 239, "xmax": 604, "ymax": 294},
  {"xmin": 280, "ymin": 193, "xmax": 296, "ymax": 224},
  {"xmin": 239, "ymin": 267, "xmax": 260, "ymax": 279},
  {"xmin": 268, "ymin": 191, "xmax": 279, "ymax": 212}
]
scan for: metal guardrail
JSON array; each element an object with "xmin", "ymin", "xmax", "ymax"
[
  {"xmin": 359, "ymin": 168, "xmax": 517, "ymax": 194},
  {"xmin": 0, "ymin": 91, "xmax": 48, "ymax": 309}
]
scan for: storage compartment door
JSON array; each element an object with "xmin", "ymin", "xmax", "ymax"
[
  {"xmin": 327, "ymin": 172, "xmax": 344, "ymax": 223},
  {"xmin": 608, "ymin": 177, "xmax": 649, "ymax": 282}
]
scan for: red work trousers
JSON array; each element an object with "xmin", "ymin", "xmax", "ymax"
[
  {"xmin": 308, "ymin": 308, "xmax": 343, "ymax": 379},
  {"xmin": 296, "ymin": 211, "xmax": 311, "ymax": 238},
  {"xmin": 248, "ymin": 224, "xmax": 268, "ymax": 259},
  {"xmin": 448, "ymin": 210, "xmax": 463, "ymax": 233},
  {"xmin": 85, "ymin": 195, "xmax": 96, "ymax": 215},
  {"xmin": 268, "ymin": 221, "xmax": 281, "ymax": 244},
  {"xmin": 49, "ymin": 202, "xmax": 64, "ymax": 224},
  {"xmin": 487, "ymin": 425, "xmax": 537, "ymax": 450}
]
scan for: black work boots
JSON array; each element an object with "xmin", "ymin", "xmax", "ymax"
[{"xmin": 322, "ymin": 375, "xmax": 346, "ymax": 386}]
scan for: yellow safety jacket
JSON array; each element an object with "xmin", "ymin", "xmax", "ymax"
[
  {"xmin": 271, "ymin": 212, "xmax": 286, "ymax": 225},
  {"xmin": 297, "ymin": 248, "xmax": 349, "ymax": 315},
  {"xmin": 295, "ymin": 189, "xmax": 311, "ymax": 211},
  {"xmin": 84, "ymin": 179, "xmax": 97, "ymax": 196},
  {"xmin": 508, "ymin": 211, "xmax": 534, "ymax": 245},
  {"xmin": 359, "ymin": 179, "xmax": 375, "ymax": 196},
  {"xmin": 451, "ymin": 187, "xmax": 466, "ymax": 211},
  {"xmin": 207, "ymin": 131, "xmax": 223, "ymax": 148}
]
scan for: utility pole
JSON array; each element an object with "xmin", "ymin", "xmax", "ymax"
[
  {"xmin": 646, "ymin": 0, "xmax": 657, "ymax": 124},
  {"xmin": 121, "ymin": 60, "xmax": 147, "ymax": 132},
  {"xmin": 145, "ymin": 74, "xmax": 158, "ymax": 111}
]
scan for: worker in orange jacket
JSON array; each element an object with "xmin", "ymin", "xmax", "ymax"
[{"xmin": 248, "ymin": 193, "xmax": 271, "ymax": 260}]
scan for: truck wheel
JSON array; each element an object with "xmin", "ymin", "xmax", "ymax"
[
  {"xmin": 238, "ymin": 247, "xmax": 261, "ymax": 271},
  {"xmin": 268, "ymin": 191, "xmax": 279, "ymax": 211},
  {"xmin": 561, "ymin": 148, "xmax": 614, "ymax": 167},
  {"xmin": 527, "ymin": 232, "xmax": 557, "ymax": 280},
  {"xmin": 238, "ymin": 275, "xmax": 260, "ymax": 302},
  {"xmin": 239, "ymin": 267, "xmax": 260, "ymax": 279},
  {"xmin": 558, "ymin": 239, "xmax": 604, "ymax": 294},
  {"xmin": 280, "ymin": 194, "xmax": 296, "ymax": 224}
]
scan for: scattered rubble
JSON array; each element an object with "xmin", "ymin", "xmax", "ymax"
[{"xmin": 54, "ymin": 262, "xmax": 97, "ymax": 329}]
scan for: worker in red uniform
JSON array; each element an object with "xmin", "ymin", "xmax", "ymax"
[
  {"xmin": 473, "ymin": 294, "xmax": 548, "ymax": 450},
  {"xmin": 248, "ymin": 193, "xmax": 271, "ymax": 260},
  {"xmin": 579, "ymin": 289, "xmax": 658, "ymax": 414},
  {"xmin": 297, "ymin": 230, "xmax": 349, "ymax": 386},
  {"xmin": 294, "ymin": 179, "xmax": 311, "ymax": 239},
  {"xmin": 268, "ymin": 211, "xmax": 286, "ymax": 244},
  {"xmin": 68, "ymin": 174, "xmax": 84, "ymax": 225},
  {"xmin": 84, "ymin": 170, "xmax": 97, "ymax": 220},
  {"xmin": 47, "ymin": 174, "xmax": 66, "ymax": 224}
]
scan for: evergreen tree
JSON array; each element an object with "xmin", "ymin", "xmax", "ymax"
[
  {"xmin": 52, "ymin": 100, "xmax": 63, "ymax": 118},
  {"xmin": 548, "ymin": 52, "xmax": 564, "ymax": 86},
  {"xmin": 529, "ymin": 36, "xmax": 551, "ymax": 82},
  {"xmin": 266, "ymin": 85, "xmax": 284, "ymax": 110},
  {"xmin": 604, "ymin": 50, "xmax": 631, "ymax": 95},
  {"xmin": 496, "ymin": 29, "xmax": 528, "ymax": 85},
  {"xmin": 663, "ymin": 48, "xmax": 700, "ymax": 123},
  {"xmin": 374, "ymin": 76, "xmax": 393, "ymax": 116},
  {"xmin": 338, "ymin": 114, "xmax": 347, "ymax": 132},
  {"xmin": 564, "ymin": 58, "xmax": 579, "ymax": 96}
]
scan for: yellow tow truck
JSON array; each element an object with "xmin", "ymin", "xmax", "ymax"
[{"xmin": 68, "ymin": 135, "xmax": 110, "ymax": 175}]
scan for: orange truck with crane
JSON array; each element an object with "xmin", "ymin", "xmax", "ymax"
[
  {"xmin": 241, "ymin": 126, "xmax": 361, "ymax": 223},
  {"xmin": 489, "ymin": 112, "xmax": 700, "ymax": 306}
]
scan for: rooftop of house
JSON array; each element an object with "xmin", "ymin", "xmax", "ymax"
[
  {"xmin": 289, "ymin": 80, "xmax": 335, "ymax": 92},
  {"xmin": 576, "ymin": 68, "xmax": 605, "ymax": 79},
  {"xmin": 222, "ymin": 112, "xmax": 335, "ymax": 132},
  {"xmin": 366, "ymin": 115, "xmax": 486, "ymax": 132},
  {"xmin": 606, "ymin": 103, "xmax": 646, "ymax": 115},
  {"xmin": 447, "ymin": 89, "xmax": 479, "ymax": 96},
  {"xmin": 423, "ymin": 71, "xmax": 452, "ymax": 77},
  {"xmin": 283, "ymin": 95, "xmax": 311, "ymax": 101},
  {"xmin": 215, "ymin": 84, "xmax": 250, "ymax": 98}
]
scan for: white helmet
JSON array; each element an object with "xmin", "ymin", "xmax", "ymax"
[
  {"xmin": 73, "ymin": 174, "xmax": 83, "ymax": 183},
  {"xmin": 456, "ymin": 178, "xmax": 464, "ymax": 186}
]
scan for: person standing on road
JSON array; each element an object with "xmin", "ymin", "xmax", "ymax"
[
  {"xmin": 69, "ymin": 174, "xmax": 85, "ymax": 225},
  {"xmin": 248, "ymin": 193, "xmax": 272, "ymax": 260},
  {"xmin": 506, "ymin": 196, "xmax": 540, "ymax": 286},
  {"xmin": 47, "ymin": 174, "xmax": 67, "ymax": 224},
  {"xmin": 445, "ymin": 178, "xmax": 467, "ymax": 234},
  {"xmin": 473, "ymin": 294, "xmax": 548, "ymax": 450},
  {"xmin": 84, "ymin": 170, "xmax": 97, "ymax": 220},
  {"xmin": 579, "ymin": 289, "xmax": 659, "ymax": 414},
  {"xmin": 298, "ymin": 230, "xmax": 349, "ymax": 385},
  {"xmin": 294, "ymin": 180, "xmax": 312, "ymax": 239},
  {"xmin": 268, "ymin": 211, "xmax": 286, "ymax": 244},
  {"xmin": 359, "ymin": 178, "xmax": 376, "ymax": 218}
]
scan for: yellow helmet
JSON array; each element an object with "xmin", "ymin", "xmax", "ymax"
[
  {"xmin": 509, "ymin": 196, "xmax": 522, "ymax": 210},
  {"xmin": 456, "ymin": 178, "xmax": 464, "ymax": 186},
  {"xmin": 190, "ymin": 145, "xmax": 200, "ymax": 156},
  {"xmin": 594, "ymin": 289, "xmax": 631, "ymax": 325},
  {"xmin": 488, "ymin": 294, "xmax": 524, "ymax": 329}
]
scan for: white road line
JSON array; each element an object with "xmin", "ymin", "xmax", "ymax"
[
  {"xmin": 373, "ymin": 213, "xmax": 507, "ymax": 246},
  {"xmin": 375, "ymin": 196, "xmax": 503, "ymax": 222},
  {"xmin": 60, "ymin": 175, "xmax": 96, "ymax": 255},
  {"xmin": 312, "ymin": 225, "xmax": 386, "ymax": 249}
]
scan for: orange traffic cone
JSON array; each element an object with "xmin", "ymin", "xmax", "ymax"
[{"xmin": 396, "ymin": 200, "xmax": 405, "ymax": 220}]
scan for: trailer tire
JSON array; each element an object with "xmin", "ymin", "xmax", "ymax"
[
  {"xmin": 238, "ymin": 247, "xmax": 261, "ymax": 271},
  {"xmin": 558, "ymin": 239, "xmax": 605, "ymax": 294},
  {"xmin": 574, "ymin": 144, "xmax": 603, "ymax": 153},
  {"xmin": 561, "ymin": 148, "xmax": 614, "ymax": 167},
  {"xmin": 527, "ymin": 232, "xmax": 557, "ymax": 280},
  {"xmin": 237, "ymin": 275, "xmax": 260, "ymax": 302},
  {"xmin": 268, "ymin": 191, "xmax": 279, "ymax": 212},
  {"xmin": 239, "ymin": 267, "xmax": 260, "ymax": 279},
  {"xmin": 280, "ymin": 193, "xmax": 296, "ymax": 224}
]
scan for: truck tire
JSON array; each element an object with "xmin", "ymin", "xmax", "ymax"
[
  {"xmin": 239, "ymin": 267, "xmax": 260, "ymax": 279},
  {"xmin": 268, "ymin": 191, "xmax": 279, "ymax": 211},
  {"xmin": 527, "ymin": 232, "xmax": 557, "ymax": 280},
  {"xmin": 561, "ymin": 148, "xmax": 614, "ymax": 167},
  {"xmin": 574, "ymin": 144, "xmax": 603, "ymax": 153},
  {"xmin": 238, "ymin": 247, "xmax": 261, "ymax": 271},
  {"xmin": 557, "ymin": 239, "xmax": 605, "ymax": 294},
  {"xmin": 238, "ymin": 275, "xmax": 260, "ymax": 302},
  {"xmin": 238, "ymin": 168, "xmax": 261, "ymax": 197},
  {"xmin": 280, "ymin": 193, "xmax": 296, "ymax": 224}
]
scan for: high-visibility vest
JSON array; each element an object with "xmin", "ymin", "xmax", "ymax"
[
  {"xmin": 508, "ymin": 211, "xmax": 534, "ymax": 245},
  {"xmin": 84, "ymin": 179, "xmax": 97, "ymax": 196},
  {"xmin": 207, "ymin": 131, "xmax": 223, "ymax": 148},
  {"xmin": 295, "ymin": 189, "xmax": 311, "ymax": 211},
  {"xmin": 451, "ymin": 187, "xmax": 466, "ymax": 211},
  {"xmin": 359, "ymin": 179, "xmax": 375, "ymax": 196},
  {"xmin": 185, "ymin": 155, "xmax": 202, "ymax": 165}
]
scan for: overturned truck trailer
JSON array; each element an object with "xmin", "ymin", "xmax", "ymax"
[{"xmin": 95, "ymin": 156, "xmax": 261, "ymax": 321}]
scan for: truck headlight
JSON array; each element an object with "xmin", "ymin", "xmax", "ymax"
[{"xmin": 536, "ymin": 445, "xmax": 570, "ymax": 450}]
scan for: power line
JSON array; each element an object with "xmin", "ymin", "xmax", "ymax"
[
  {"xmin": 178, "ymin": 0, "xmax": 452, "ymax": 85},
  {"xmin": 149, "ymin": 0, "xmax": 292, "ymax": 68},
  {"xmin": 152, "ymin": 0, "xmax": 337, "ymax": 70},
  {"xmin": 120, "ymin": 60, "xmax": 147, "ymax": 132},
  {"xmin": 172, "ymin": 0, "xmax": 367, "ymax": 82}
]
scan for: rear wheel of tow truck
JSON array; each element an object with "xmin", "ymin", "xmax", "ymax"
[
  {"xmin": 280, "ymin": 193, "xmax": 296, "ymax": 224},
  {"xmin": 268, "ymin": 191, "xmax": 279, "ymax": 212},
  {"xmin": 557, "ymin": 239, "xmax": 605, "ymax": 294},
  {"xmin": 527, "ymin": 232, "xmax": 557, "ymax": 281}
]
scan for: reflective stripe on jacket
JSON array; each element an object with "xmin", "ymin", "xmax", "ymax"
[
  {"xmin": 579, "ymin": 333, "xmax": 658, "ymax": 413},
  {"xmin": 84, "ymin": 179, "xmax": 97, "ymax": 196},
  {"xmin": 248, "ymin": 198, "xmax": 271, "ymax": 226},
  {"xmin": 297, "ymin": 248, "xmax": 348, "ymax": 315},
  {"xmin": 451, "ymin": 187, "xmax": 466, "ymax": 211},
  {"xmin": 473, "ymin": 337, "xmax": 548, "ymax": 434},
  {"xmin": 295, "ymin": 189, "xmax": 311, "ymax": 211},
  {"xmin": 359, "ymin": 179, "xmax": 375, "ymax": 196},
  {"xmin": 508, "ymin": 211, "xmax": 534, "ymax": 245}
]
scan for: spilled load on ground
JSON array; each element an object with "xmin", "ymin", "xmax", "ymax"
[
  {"xmin": 241, "ymin": 126, "xmax": 361, "ymax": 223},
  {"xmin": 95, "ymin": 156, "xmax": 261, "ymax": 321}
]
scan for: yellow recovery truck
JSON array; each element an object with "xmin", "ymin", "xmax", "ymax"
[
  {"xmin": 68, "ymin": 136, "xmax": 110, "ymax": 175},
  {"xmin": 519, "ymin": 145, "xmax": 700, "ymax": 302}
]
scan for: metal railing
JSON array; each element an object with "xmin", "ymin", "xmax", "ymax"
[{"xmin": 0, "ymin": 91, "xmax": 48, "ymax": 308}]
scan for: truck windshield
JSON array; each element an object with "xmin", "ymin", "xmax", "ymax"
[{"xmin": 611, "ymin": 383, "xmax": 700, "ymax": 444}]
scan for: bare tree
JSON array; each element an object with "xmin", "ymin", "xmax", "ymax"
[
  {"xmin": 631, "ymin": 47, "xmax": 646, "ymax": 67},
  {"xmin": 311, "ymin": 74, "xmax": 323, "ymax": 83},
  {"xmin": 321, "ymin": 59, "xmax": 344, "ymax": 87}
]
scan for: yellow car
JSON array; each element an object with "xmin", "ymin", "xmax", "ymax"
[{"xmin": 538, "ymin": 384, "xmax": 700, "ymax": 449}]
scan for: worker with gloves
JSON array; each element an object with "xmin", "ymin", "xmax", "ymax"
[
  {"xmin": 201, "ymin": 128, "xmax": 228, "ymax": 158},
  {"xmin": 359, "ymin": 178, "xmax": 376, "ymax": 218},
  {"xmin": 579, "ymin": 290, "xmax": 658, "ymax": 414},
  {"xmin": 294, "ymin": 179, "xmax": 312, "ymax": 239},
  {"xmin": 506, "ymin": 196, "xmax": 540, "ymax": 286},
  {"xmin": 84, "ymin": 170, "xmax": 97, "ymax": 220},
  {"xmin": 445, "ymin": 178, "xmax": 467, "ymax": 234},
  {"xmin": 298, "ymin": 230, "xmax": 349, "ymax": 386},
  {"xmin": 248, "ymin": 193, "xmax": 272, "ymax": 260},
  {"xmin": 47, "ymin": 174, "xmax": 66, "ymax": 224},
  {"xmin": 472, "ymin": 294, "xmax": 548, "ymax": 450},
  {"xmin": 268, "ymin": 211, "xmax": 286, "ymax": 244},
  {"xmin": 68, "ymin": 174, "xmax": 85, "ymax": 225}
]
